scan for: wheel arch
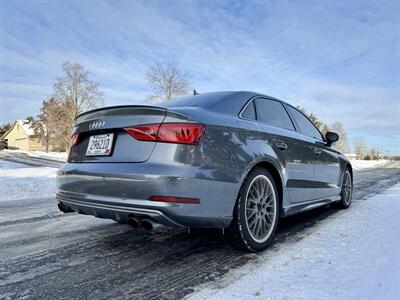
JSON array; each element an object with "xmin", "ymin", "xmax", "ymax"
[
  {"xmin": 346, "ymin": 163, "xmax": 353, "ymax": 181},
  {"xmin": 239, "ymin": 159, "xmax": 286, "ymax": 217}
]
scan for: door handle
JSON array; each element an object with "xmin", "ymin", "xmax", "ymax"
[
  {"xmin": 275, "ymin": 141, "xmax": 287, "ymax": 151},
  {"xmin": 313, "ymin": 147, "xmax": 322, "ymax": 155}
]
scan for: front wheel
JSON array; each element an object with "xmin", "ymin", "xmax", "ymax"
[
  {"xmin": 335, "ymin": 168, "xmax": 352, "ymax": 209},
  {"xmin": 226, "ymin": 168, "xmax": 279, "ymax": 252}
]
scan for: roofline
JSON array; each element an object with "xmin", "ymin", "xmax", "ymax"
[
  {"xmin": 1, "ymin": 120, "xmax": 35, "ymax": 139},
  {"xmin": 74, "ymin": 91, "xmax": 289, "ymax": 121},
  {"xmin": 1, "ymin": 121, "xmax": 16, "ymax": 139},
  {"xmin": 248, "ymin": 92, "xmax": 288, "ymax": 104}
]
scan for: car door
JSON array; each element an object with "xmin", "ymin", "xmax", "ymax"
[
  {"xmin": 313, "ymin": 142, "xmax": 341, "ymax": 199},
  {"xmin": 252, "ymin": 98, "xmax": 316, "ymax": 203},
  {"xmin": 285, "ymin": 105, "xmax": 341, "ymax": 200}
]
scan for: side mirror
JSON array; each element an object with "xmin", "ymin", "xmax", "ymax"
[{"xmin": 325, "ymin": 131, "xmax": 339, "ymax": 147}]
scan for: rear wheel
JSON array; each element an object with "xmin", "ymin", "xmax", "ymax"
[
  {"xmin": 335, "ymin": 168, "xmax": 352, "ymax": 209},
  {"xmin": 226, "ymin": 168, "xmax": 279, "ymax": 252}
]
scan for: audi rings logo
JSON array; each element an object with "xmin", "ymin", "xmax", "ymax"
[{"xmin": 89, "ymin": 120, "xmax": 106, "ymax": 130}]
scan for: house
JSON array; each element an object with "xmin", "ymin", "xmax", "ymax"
[{"xmin": 1, "ymin": 120, "xmax": 45, "ymax": 151}]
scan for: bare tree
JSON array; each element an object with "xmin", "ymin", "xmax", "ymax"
[
  {"xmin": 50, "ymin": 62, "xmax": 104, "ymax": 150},
  {"xmin": 320, "ymin": 123, "xmax": 331, "ymax": 136},
  {"xmin": 295, "ymin": 108, "xmax": 352, "ymax": 153},
  {"xmin": 54, "ymin": 61, "xmax": 104, "ymax": 118},
  {"xmin": 331, "ymin": 121, "xmax": 350, "ymax": 153},
  {"xmin": 353, "ymin": 137, "xmax": 367, "ymax": 158},
  {"xmin": 146, "ymin": 62, "xmax": 190, "ymax": 102}
]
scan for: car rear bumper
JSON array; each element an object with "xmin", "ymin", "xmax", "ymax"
[
  {"xmin": 57, "ymin": 162, "xmax": 239, "ymax": 228},
  {"xmin": 57, "ymin": 193, "xmax": 184, "ymax": 227}
]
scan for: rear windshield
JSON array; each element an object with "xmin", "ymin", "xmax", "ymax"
[{"xmin": 162, "ymin": 92, "xmax": 232, "ymax": 109}]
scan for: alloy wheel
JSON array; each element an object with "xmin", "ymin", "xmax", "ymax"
[
  {"xmin": 342, "ymin": 171, "xmax": 352, "ymax": 205},
  {"xmin": 245, "ymin": 175, "xmax": 277, "ymax": 243}
]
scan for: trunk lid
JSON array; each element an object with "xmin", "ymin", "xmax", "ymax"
[{"xmin": 69, "ymin": 106, "xmax": 166, "ymax": 163}]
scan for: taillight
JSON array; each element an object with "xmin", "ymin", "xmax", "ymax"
[
  {"xmin": 124, "ymin": 123, "xmax": 205, "ymax": 145},
  {"xmin": 158, "ymin": 123, "xmax": 205, "ymax": 144},
  {"xmin": 149, "ymin": 195, "xmax": 200, "ymax": 204},
  {"xmin": 71, "ymin": 133, "xmax": 79, "ymax": 147},
  {"xmin": 124, "ymin": 124, "xmax": 160, "ymax": 142}
]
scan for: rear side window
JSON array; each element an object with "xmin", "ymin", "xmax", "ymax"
[
  {"xmin": 241, "ymin": 101, "xmax": 256, "ymax": 120},
  {"xmin": 254, "ymin": 99, "xmax": 295, "ymax": 131},
  {"xmin": 287, "ymin": 106, "xmax": 324, "ymax": 141}
]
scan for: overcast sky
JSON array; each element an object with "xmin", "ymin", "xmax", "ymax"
[{"xmin": 1, "ymin": 1, "xmax": 399, "ymax": 154}]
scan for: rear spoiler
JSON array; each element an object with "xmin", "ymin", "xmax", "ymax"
[{"xmin": 74, "ymin": 105, "xmax": 167, "ymax": 125}]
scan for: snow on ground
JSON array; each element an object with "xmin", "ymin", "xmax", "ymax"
[
  {"xmin": 0, "ymin": 160, "xmax": 29, "ymax": 170},
  {"xmin": 3, "ymin": 149, "xmax": 67, "ymax": 162},
  {"xmin": 350, "ymin": 159, "xmax": 390, "ymax": 170},
  {"xmin": 189, "ymin": 184, "xmax": 400, "ymax": 300},
  {"xmin": 0, "ymin": 160, "xmax": 57, "ymax": 201}
]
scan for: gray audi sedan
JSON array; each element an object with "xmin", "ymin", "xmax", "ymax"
[{"xmin": 57, "ymin": 91, "xmax": 352, "ymax": 251}]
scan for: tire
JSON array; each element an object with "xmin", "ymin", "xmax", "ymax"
[
  {"xmin": 334, "ymin": 168, "xmax": 352, "ymax": 209},
  {"xmin": 226, "ymin": 167, "xmax": 279, "ymax": 252}
]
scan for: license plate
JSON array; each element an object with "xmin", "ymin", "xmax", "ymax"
[{"xmin": 86, "ymin": 133, "xmax": 114, "ymax": 156}]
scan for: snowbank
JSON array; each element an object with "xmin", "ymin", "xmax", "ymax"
[
  {"xmin": 0, "ymin": 160, "xmax": 57, "ymax": 201},
  {"xmin": 350, "ymin": 159, "xmax": 389, "ymax": 170},
  {"xmin": 27, "ymin": 151, "xmax": 67, "ymax": 162},
  {"xmin": 189, "ymin": 184, "xmax": 400, "ymax": 300},
  {"xmin": 4, "ymin": 149, "xmax": 67, "ymax": 162}
]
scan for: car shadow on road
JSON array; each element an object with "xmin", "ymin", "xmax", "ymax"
[{"xmin": 99, "ymin": 203, "xmax": 338, "ymax": 255}]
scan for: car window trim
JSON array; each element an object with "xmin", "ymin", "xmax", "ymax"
[
  {"xmin": 280, "ymin": 102, "xmax": 299, "ymax": 132},
  {"xmin": 285, "ymin": 104, "xmax": 325, "ymax": 142},
  {"xmin": 238, "ymin": 97, "xmax": 257, "ymax": 120},
  {"xmin": 239, "ymin": 96, "xmax": 297, "ymax": 132},
  {"xmin": 238, "ymin": 98, "xmax": 257, "ymax": 121}
]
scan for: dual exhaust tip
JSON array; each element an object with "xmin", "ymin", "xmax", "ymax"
[
  {"xmin": 57, "ymin": 202, "xmax": 161, "ymax": 231},
  {"xmin": 128, "ymin": 216, "xmax": 162, "ymax": 231}
]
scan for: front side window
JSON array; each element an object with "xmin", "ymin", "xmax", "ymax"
[
  {"xmin": 254, "ymin": 99, "xmax": 295, "ymax": 131},
  {"xmin": 287, "ymin": 106, "xmax": 324, "ymax": 141}
]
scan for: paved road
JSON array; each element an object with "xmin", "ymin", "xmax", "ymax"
[{"xmin": 0, "ymin": 160, "xmax": 399, "ymax": 300}]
